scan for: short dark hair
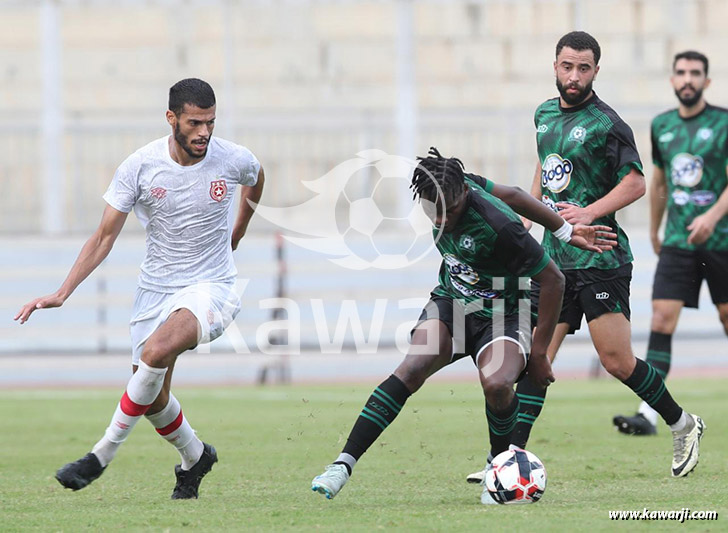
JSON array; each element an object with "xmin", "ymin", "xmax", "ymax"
[
  {"xmin": 556, "ymin": 31, "xmax": 601, "ymax": 65},
  {"xmin": 168, "ymin": 78, "xmax": 216, "ymax": 115},
  {"xmin": 411, "ymin": 147, "xmax": 465, "ymax": 205},
  {"xmin": 673, "ymin": 50, "xmax": 709, "ymax": 76}
]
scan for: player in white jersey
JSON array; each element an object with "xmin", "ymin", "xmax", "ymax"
[{"xmin": 14, "ymin": 78, "xmax": 265, "ymax": 499}]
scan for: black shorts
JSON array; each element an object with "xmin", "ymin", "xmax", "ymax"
[
  {"xmin": 652, "ymin": 246, "xmax": 728, "ymax": 308},
  {"xmin": 531, "ymin": 264, "xmax": 632, "ymax": 335},
  {"xmin": 414, "ymin": 294, "xmax": 530, "ymax": 366}
]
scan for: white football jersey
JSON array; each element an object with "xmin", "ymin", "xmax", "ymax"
[{"xmin": 103, "ymin": 135, "xmax": 260, "ymax": 293}]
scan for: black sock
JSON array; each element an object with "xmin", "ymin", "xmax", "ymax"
[
  {"xmin": 622, "ymin": 358, "xmax": 682, "ymax": 425},
  {"xmin": 510, "ymin": 376, "xmax": 547, "ymax": 449},
  {"xmin": 645, "ymin": 331, "xmax": 672, "ymax": 379},
  {"xmin": 339, "ymin": 375, "xmax": 411, "ymax": 463},
  {"xmin": 486, "ymin": 394, "xmax": 520, "ymax": 457}
]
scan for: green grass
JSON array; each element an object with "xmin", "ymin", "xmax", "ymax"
[{"xmin": 0, "ymin": 377, "xmax": 725, "ymax": 532}]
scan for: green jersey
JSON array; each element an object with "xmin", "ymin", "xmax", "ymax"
[
  {"xmin": 432, "ymin": 174, "xmax": 550, "ymax": 319},
  {"xmin": 651, "ymin": 103, "xmax": 728, "ymax": 250},
  {"xmin": 535, "ymin": 93, "xmax": 643, "ymax": 270}
]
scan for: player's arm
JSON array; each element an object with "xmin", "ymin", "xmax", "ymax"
[
  {"xmin": 687, "ymin": 168, "xmax": 728, "ymax": 245},
  {"xmin": 232, "ymin": 166, "xmax": 265, "ymax": 250},
  {"xmin": 14, "ymin": 205, "xmax": 128, "ymax": 324},
  {"xmin": 488, "ymin": 181, "xmax": 617, "ymax": 253},
  {"xmin": 556, "ymin": 168, "xmax": 645, "ymax": 225},
  {"xmin": 649, "ymin": 165, "xmax": 668, "ymax": 254},
  {"xmin": 528, "ymin": 260, "xmax": 564, "ymax": 387}
]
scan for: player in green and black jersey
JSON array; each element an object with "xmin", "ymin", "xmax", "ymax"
[
  {"xmin": 468, "ymin": 32, "xmax": 704, "ymax": 485},
  {"xmin": 310, "ymin": 147, "xmax": 617, "ymax": 502},
  {"xmin": 614, "ymin": 51, "xmax": 728, "ymax": 436}
]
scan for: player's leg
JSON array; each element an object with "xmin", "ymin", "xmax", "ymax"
[
  {"xmin": 149, "ymin": 283, "xmax": 239, "ymax": 499},
  {"xmin": 613, "ymin": 299, "xmax": 682, "ymax": 435},
  {"xmin": 475, "ymin": 336, "xmax": 526, "ymax": 504},
  {"xmin": 509, "ymin": 272, "xmax": 578, "ymax": 451},
  {"xmin": 477, "ymin": 338, "xmax": 527, "ymax": 457},
  {"xmin": 614, "ymin": 247, "xmax": 698, "ymax": 435},
  {"xmin": 589, "ymin": 311, "xmax": 704, "ymax": 477},
  {"xmin": 509, "ymin": 323, "xmax": 568, "ymax": 450},
  {"xmin": 144, "ymin": 363, "xmax": 204, "ymax": 471},
  {"xmin": 56, "ymin": 309, "xmax": 198, "ymax": 491},
  {"xmin": 718, "ymin": 303, "xmax": 728, "ymax": 336},
  {"xmin": 312, "ymin": 317, "xmax": 453, "ymax": 499},
  {"xmin": 702, "ymin": 249, "xmax": 728, "ymax": 336}
]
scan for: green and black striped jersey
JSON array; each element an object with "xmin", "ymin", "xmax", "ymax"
[
  {"xmin": 534, "ymin": 93, "xmax": 643, "ymax": 270},
  {"xmin": 651, "ymin": 103, "xmax": 728, "ymax": 250},
  {"xmin": 432, "ymin": 174, "xmax": 550, "ymax": 319}
]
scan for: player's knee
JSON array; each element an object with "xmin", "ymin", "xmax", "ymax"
[
  {"xmin": 650, "ymin": 309, "xmax": 677, "ymax": 333},
  {"xmin": 482, "ymin": 377, "xmax": 513, "ymax": 409},
  {"xmin": 140, "ymin": 340, "xmax": 172, "ymax": 369},
  {"xmin": 599, "ymin": 350, "xmax": 632, "ymax": 380}
]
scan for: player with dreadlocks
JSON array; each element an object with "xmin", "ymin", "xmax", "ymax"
[{"xmin": 310, "ymin": 147, "xmax": 617, "ymax": 502}]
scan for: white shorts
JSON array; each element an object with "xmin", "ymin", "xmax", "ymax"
[{"xmin": 129, "ymin": 282, "xmax": 241, "ymax": 364}]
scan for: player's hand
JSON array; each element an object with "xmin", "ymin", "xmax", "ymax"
[
  {"xmin": 555, "ymin": 203, "xmax": 594, "ymax": 225},
  {"xmin": 687, "ymin": 213, "xmax": 717, "ymax": 245},
  {"xmin": 569, "ymin": 224, "xmax": 617, "ymax": 253},
  {"xmin": 525, "ymin": 353, "xmax": 555, "ymax": 388},
  {"xmin": 520, "ymin": 216, "xmax": 533, "ymax": 231},
  {"xmin": 13, "ymin": 294, "xmax": 65, "ymax": 324},
  {"xmin": 650, "ymin": 233, "xmax": 662, "ymax": 255}
]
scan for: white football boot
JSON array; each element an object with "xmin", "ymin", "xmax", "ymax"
[
  {"xmin": 312, "ymin": 464, "xmax": 350, "ymax": 499},
  {"xmin": 671, "ymin": 413, "xmax": 705, "ymax": 477}
]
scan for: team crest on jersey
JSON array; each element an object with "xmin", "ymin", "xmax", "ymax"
[
  {"xmin": 670, "ymin": 153, "xmax": 704, "ymax": 187},
  {"xmin": 541, "ymin": 154, "xmax": 573, "ymax": 193},
  {"xmin": 209, "ymin": 179, "xmax": 227, "ymax": 202},
  {"xmin": 697, "ymin": 127, "xmax": 713, "ymax": 141},
  {"xmin": 568, "ymin": 126, "xmax": 587, "ymax": 144},
  {"xmin": 150, "ymin": 187, "xmax": 166, "ymax": 200},
  {"xmin": 536, "ymin": 124, "xmax": 548, "ymax": 133},
  {"xmin": 459, "ymin": 235, "xmax": 475, "ymax": 251}
]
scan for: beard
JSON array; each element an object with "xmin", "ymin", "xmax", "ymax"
[
  {"xmin": 174, "ymin": 122, "xmax": 209, "ymax": 160},
  {"xmin": 556, "ymin": 78, "xmax": 594, "ymax": 106},
  {"xmin": 675, "ymin": 86, "xmax": 703, "ymax": 108}
]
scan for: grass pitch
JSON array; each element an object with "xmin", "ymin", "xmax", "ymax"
[{"xmin": 1, "ymin": 377, "xmax": 725, "ymax": 532}]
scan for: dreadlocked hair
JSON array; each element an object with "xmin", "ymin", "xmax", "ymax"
[{"xmin": 410, "ymin": 147, "xmax": 465, "ymax": 204}]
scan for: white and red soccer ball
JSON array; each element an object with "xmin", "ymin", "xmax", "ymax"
[{"xmin": 484, "ymin": 448, "xmax": 547, "ymax": 504}]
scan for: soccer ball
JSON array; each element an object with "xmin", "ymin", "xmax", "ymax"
[{"xmin": 483, "ymin": 448, "xmax": 547, "ymax": 504}]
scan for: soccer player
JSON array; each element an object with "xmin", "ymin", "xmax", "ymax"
[
  {"xmin": 310, "ymin": 147, "xmax": 617, "ymax": 502},
  {"xmin": 466, "ymin": 31, "xmax": 704, "ymax": 484},
  {"xmin": 613, "ymin": 51, "xmax": 728, "ymax": 436},
  {"xmin": 14, "ymin": 78, "xmax": 265, "ymax": 499}
]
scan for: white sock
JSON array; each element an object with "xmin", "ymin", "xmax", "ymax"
[
  {"xmin": 91, "ymin": 361, "xmax": 167, "ymax": 467},
  {"xmin": 335, "ymin": 453, "xmax": 357, "ymax": 474},
  {"xmin": 637, "ymin": 401, "xmax": 659, "ymax": 426},
  {"xmin": 669, "ymin": 411, "xmax": 689, "ymax": 433},
  {"xmin": 145, "ymin": 393, "xmax": 203, "ymax": 470}
]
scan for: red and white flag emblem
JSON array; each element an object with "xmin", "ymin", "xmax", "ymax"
[
  {"xmin": 150, "ymin": 187, "xmax": 167, "ymax": 200},
  {"xmin": 210, "ymin": 180, "xmax": 227, "ymax": 202}
]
